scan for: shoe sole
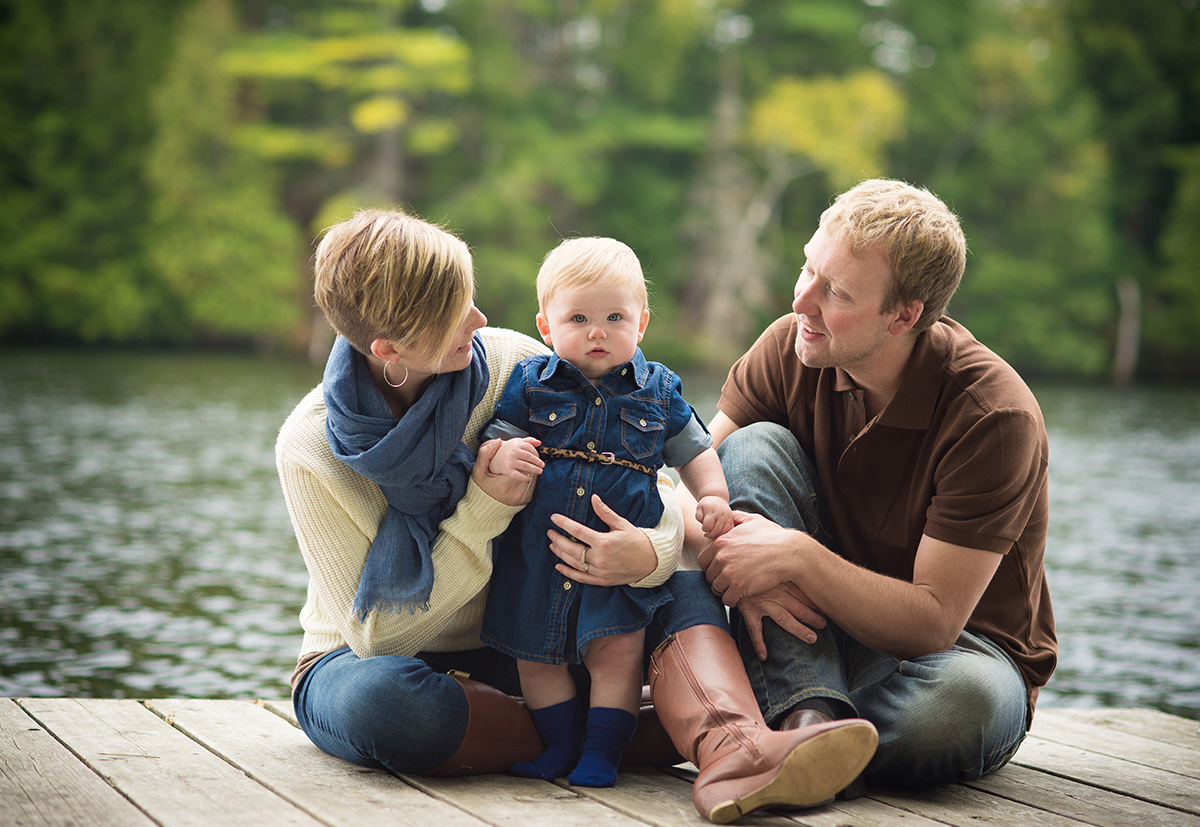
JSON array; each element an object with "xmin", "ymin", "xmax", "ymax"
[{"xmin": 705, "ymin": 721, "xmax": 878, "ymax": 824}]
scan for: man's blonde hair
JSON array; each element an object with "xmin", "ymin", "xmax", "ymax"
[
  {"xmin": 313, "ymin": 209, "xmax": 474, "ymax": 363},
  {"xmin": 536, "ymin": 237, "xmax": 648, "ymax": 313},
  {"xmin": 820, "ymin": 179, "xmax": 966, "ymax": 333}
]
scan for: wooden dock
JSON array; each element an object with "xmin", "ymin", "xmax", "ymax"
[{"xmin": 3, "ymin": 697, "xmax": 1198, "ymax": 826}]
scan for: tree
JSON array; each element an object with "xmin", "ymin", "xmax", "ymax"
[
  {"xmin": 0, "ymin": 0, "xmax": 175, "ymax": 340},
  {"xmin": 887, "ymin": 0, "xmax": 1115, "ymax": 377},
  {"xmin": 146, "ymin": 0, "xmax": 304, "ymax": 347},
  {"xmin": 1063, "ymin": 0, "xmax": 1200, "ymax": 380}
]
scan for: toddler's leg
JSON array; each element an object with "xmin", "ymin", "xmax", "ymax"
[
  {"xmin": 568, "ymin": 629, "xmax": 643, "ymax": 787},
  {"xmin": 509, "ymin": 659, "xmax": 584, "ymax": 780}
]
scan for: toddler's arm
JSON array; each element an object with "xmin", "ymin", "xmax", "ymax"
[
  {"xmin": 676, "ymin": 447, "xmax": 733, "ymax": 540},
  {"xmin": 487, "ymin": 436, "xmax": 545, "ymax": 481}
]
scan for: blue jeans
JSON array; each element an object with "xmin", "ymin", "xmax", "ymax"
[
  {"xmin": 292, "ymin": 569, "xmax": 727, "ymax": 775},
  {"xmin": 719, "ymin": 422, "xmax": 1029, "ymax": 789}
]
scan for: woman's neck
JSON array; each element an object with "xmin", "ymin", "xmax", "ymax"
[{"xmin": 367, "ymin": 357, "xmax": 430, "ymax": 419}]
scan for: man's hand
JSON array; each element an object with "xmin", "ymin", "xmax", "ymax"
[
  {"xmin": 698, "ymin": 510, "xmax": 809, "ymax": 606},
  {"xmin": 736, "ymin": 582, "xmax": 826, "ymax": 661}
]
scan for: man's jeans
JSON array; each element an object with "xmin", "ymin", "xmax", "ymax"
[
  {"xmin": 719, "ymin": 422, "xmax": 1029, "ymax": 789},
  {"xmin": 293, "ymin": 570, "xmax": 727, "ymax": 775}
]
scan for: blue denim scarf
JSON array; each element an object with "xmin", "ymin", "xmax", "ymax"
[{"xmin": 322, "ymin": 334, "xmax": 489, "ymax": 618}]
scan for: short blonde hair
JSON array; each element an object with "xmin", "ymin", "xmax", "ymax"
[
  {"xmin": 536, "ymin": 237, "xmax": 648, "ymax": 313},
  {"xmin": 821, "ymin": 179, "xmax": 966, "ymax": 333},
  {"xmin": 313, "ymin": 209, "xmax": 474, "ymax": 363}
]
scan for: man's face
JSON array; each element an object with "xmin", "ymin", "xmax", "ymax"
[{"xmin": 791, "ymin": 225, "xmax": 897, "ymax": 373}]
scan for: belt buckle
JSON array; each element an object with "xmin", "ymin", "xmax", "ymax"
[{"xmin": 598, "ymin": 452, "xmax": 616, "ymax": 464}]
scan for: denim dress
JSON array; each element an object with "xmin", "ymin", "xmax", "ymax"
[{"xmin": 479, "ymin": 348, "xmax": 711, "ymax": 665}]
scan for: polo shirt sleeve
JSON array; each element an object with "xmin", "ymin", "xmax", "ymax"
[
  {"xmin": 925, "ymin": 406, "xmax": 1048, "ymax": 554},
  {"xmin": 718, "ymin": 316, "xmax": 797, "ymax": 427}
]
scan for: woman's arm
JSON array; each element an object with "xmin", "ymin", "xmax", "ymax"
[{"xmin": 277, "ymin": 392, "xmax": 523, "ymax": 659}]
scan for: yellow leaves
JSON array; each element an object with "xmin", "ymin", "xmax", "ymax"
[
  {"xmin": 351, "ymin": 96, "xmax": 408, "ymax": 133},
  {"xmin": 747, "ymin": 70, "xmax": 905, "ymax": 186}
]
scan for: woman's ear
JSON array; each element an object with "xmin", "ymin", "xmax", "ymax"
[
  {"xmin": 535, "ymin": 313, "xmax": 553, "ymax": 346},
  {"xmin": 370, "ymin": 338, "xmax": 401, "ymax": 361}
]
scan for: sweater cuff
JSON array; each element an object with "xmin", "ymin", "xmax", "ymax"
[{"xmin": 453, "ymin": 480, "xmax": 524, "ymax": 537}]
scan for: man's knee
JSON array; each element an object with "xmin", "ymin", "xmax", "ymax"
[{"xmin": 867, "ymin": 656, "xmax": 1026, "ymax": 788}]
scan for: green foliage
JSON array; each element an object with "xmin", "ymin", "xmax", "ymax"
[
  {"xmin": 146, "ymin": 0, "xmax": 305, "ymax": 343},
  {"xmin": 0, "ymin": 0, "xmax": 175, "ymax": 340},
  {"xmin": 1, "ymin": 0, "xmax": 1198, "ymax": 381}
]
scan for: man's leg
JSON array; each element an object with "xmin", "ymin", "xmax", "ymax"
[
  {"xmin": 717, "ymin": 422, "xmax": 853, "ymax": 724},
  {"xmin": 848, "ymin": 629, "xmax": 1029, "ymax": 789}
]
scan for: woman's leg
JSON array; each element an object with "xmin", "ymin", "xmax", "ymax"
[
  {"xmin": 645, "ymin": 570, "xmax": 877, "ymax": 823},
  {"xmin": 292, "ymin": 646, "xmax": 540, "ymax": 776}
]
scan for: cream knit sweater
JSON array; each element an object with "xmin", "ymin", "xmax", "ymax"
[{"xmin": 276, "ymin": 327, "xmax": 683, "ymax": 664}]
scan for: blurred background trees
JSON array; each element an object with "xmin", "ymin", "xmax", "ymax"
[{"xmin": 1, "ymin": 0, "xmax": 1197, "ymax": 381}]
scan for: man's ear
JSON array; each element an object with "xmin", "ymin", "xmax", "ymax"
[
  {"xmin": 370, "ymin": 338, "xmax": 401, "ymax": 360},
  {"xmin": 535, "ymin": 313, "xmax": 553, "ymax": 346},
  {"xmin": 637, "ymin": 307, "xmax": 650, "ymax": 342},
  {"xmin": 889, "ymin": 300, "xmax": 924, "ymax": 336}
]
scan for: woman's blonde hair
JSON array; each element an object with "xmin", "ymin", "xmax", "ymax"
[
  {"xmin": 313, "ymin": 209, "xmax": 474, "ymax": 363},
  {"xmin": 820, "ymin": 179, "xmax": 966, "ymax": 333},
  {"xmin": 536, "ymin": 237, "xmax": 648, "ymax": 313}
]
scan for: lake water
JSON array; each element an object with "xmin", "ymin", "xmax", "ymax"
[{"xmin": 1, "ymin": 348, "xmax": 1198, "ymax": 719}]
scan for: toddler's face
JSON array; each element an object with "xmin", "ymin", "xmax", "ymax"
[{"xmin": 537, "ymin": 285, "xmax": 649, "ymax": 381}]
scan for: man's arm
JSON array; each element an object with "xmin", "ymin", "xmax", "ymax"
[{"xmin": 700, "ymin": 516, "xmax": 1002, "ymax": 660}]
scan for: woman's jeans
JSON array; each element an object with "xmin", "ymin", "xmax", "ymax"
[
  {"xmin": 719, "ymin": 422, "xmax": 1029, "ymax": 789},
  {"xmin": 293, "ymin": 569, "xmax": 727, "ymax": 775}
]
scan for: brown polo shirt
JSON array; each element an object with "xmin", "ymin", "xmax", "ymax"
[{"xmin": 719, "ymin": 315, "xmax": 1056, "ymax": 712}]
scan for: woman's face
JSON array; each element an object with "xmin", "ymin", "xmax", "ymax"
[{"xmin": 384, "ymin": 303, "xmax": 487, "ymax": 379}]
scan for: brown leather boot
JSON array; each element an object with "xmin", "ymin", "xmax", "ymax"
[
  {"xmin": 648, "ymin": 626, "xmax": 878, "ymax": 823},
  {"xmin": 420, "ymin": 675, "xmax": 542, "ymax": 776},
  {"xmin": 622, "ymin": 687, "xmax": 686, "ymax": 767}
]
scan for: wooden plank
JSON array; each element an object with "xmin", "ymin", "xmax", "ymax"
[
  {"xmin": 874, "ymin": 782, "xmax": 1097, "ymax": 827},
  {"xmin": 18, "ymin": 698, "xmax": 326, "ymax": 827},
  {"xmin": 966, "ymin": 761, "xmax": 1200, "ymax": 827},
  {"xmin": 143, "ymin": 698, "xmax": 491, "ymax": 827},
  {"xmin": 1048, "ymin": 708, "xmax": 1200, "ymax": 752},
  {"xmin": 0, "ymin": 699, "xmax": 158, "ymax": 827},
  {"xmin": 407, "ymin": 772, "xmax": 658, "ymax": 827},
  {"xmin": 796, "ymin": 795, "xmax": 960, "ymax": 827},
  {"xmin": 557, "ymin": 767, "xmax": 799, "ymax": 826},
  {"xmin": 1031, "ymin": 710, "xmax": 1200, "ymax": 779},
  {"xmin": 1013, "ymin": 736, "xmax": 1200, "ymax": 816}
]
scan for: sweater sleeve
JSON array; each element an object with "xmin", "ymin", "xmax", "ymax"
[
  {"xmin": 631, "ymin": 473, "xmax": 683, "ymax": 588},
  {"xmin": 276, "ymin": 386, "xmax": 524, "ymax": 658}
]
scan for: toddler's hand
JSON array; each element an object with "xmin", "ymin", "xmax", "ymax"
[
  {"xmin": 488, "ymin": 436, "xmax": 544, "ymax": 481},
  {"xmin": 696, "ymin": 496, "xmax": 734, "ymax": 540}
]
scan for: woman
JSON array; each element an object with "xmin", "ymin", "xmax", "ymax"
[{"xmin": 276, "ymin": 208, "xmax": 877, "ymax": 823}]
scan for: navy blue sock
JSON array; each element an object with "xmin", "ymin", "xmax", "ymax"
[
  {"xmin": 567, "ymin": 707, "xmax": 638, "ymax": 788},
  {"xmin": 508, "ymin": 697, "xmax": 583, "ymax": 780}
]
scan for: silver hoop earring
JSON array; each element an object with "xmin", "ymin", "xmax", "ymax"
[{"xmin": 383, "ymin": 361, "xmax": 408, "ymax": 388}]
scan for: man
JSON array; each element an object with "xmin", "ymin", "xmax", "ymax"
[{"xmin": 689, "ymin": 178, "xmax": 1056, "ymax": 791}]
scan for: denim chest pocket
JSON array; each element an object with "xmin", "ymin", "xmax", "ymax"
[
  {"xmin": 619, "ymin": 407, "xmax": 665, "ymax": 460},
  {"xmin": 529, "ymin": 403, "xmax": 577, "ymax": 448}
]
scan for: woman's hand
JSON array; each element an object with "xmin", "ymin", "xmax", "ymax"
[
  {"xmin": 547, "ymin": 494, "xmax": 657, "ymax": 587},
  {"xmin": 473, "ymin": 439, "xmax": 536, "ymax": 507}
]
